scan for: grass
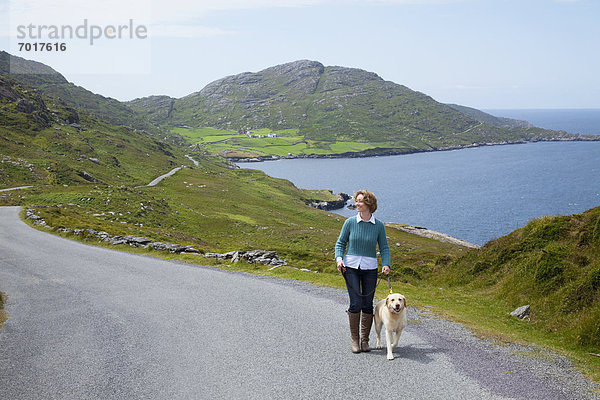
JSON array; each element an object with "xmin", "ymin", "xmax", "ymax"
[
  {"xmin": 19, "ymin": 160, "xmax": 466, "ymax": 271},
  {"xmin": 172, "ymin": 126, "xmax": 406, "ymax": 158},
  {"xmin": 0, "ymin": 292, "xmax": 6, "ymax": 329}
]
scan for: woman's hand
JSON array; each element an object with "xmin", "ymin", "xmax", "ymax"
[
  {"xmin": 382, "ymin": 265, "xmax": 390, "ymax": 275},
  {"xmin": 337, "ymin": 260, "xmax": 346, "ymax": 273}
]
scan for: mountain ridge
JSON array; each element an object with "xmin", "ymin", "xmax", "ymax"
[
  {"xmin": 3, "ymin": 53, "xmax": 598, "ymax": 159},
  {"xmin": 0, "ymin": 51, "xmax": 161, "ymax": 134},
  {"xmin": 126, "ymin": 59, "xmax": 597, "ymax": 159}
]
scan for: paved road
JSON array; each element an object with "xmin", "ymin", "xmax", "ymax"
[
  {"xmin": 147, "ymin": 166, "xmax": 185, "ymax": 187},
  {"xmin": 0, "ymin": 206, "xmax": 598, "ymax": 399},
  {"xmin": 0, "ymin": 186, "xmax": 33, "ymax": 192}
]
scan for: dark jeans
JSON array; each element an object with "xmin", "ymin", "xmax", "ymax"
[{"xmin": 344, "ymin": 267, "xmax": 378, "ymax": 314}]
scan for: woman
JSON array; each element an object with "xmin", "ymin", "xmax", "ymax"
[{"xmin": 335, "ymin": 190, "xmax": 390, "ymax": 353}]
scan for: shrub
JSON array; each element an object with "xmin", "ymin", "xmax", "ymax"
[
  {"xmin": 533, "ymin": 244, "xmax": 568, "ymax": 290},
  {"xmin": 562, "ymin": 267, "xmax": 600, "ymax": 313},
  {"xmin": 576, "ymin": 306, "xmax": 600, "ymax": 347}
]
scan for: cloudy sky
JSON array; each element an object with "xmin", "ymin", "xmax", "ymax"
[{"xmin": 1, "ymin": 0, "xmax": 599, "ymax": 109}]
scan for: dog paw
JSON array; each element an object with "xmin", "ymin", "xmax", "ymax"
[{"xmin": 387, "ymin": 354, "xmax": 394, "ymax": 360}]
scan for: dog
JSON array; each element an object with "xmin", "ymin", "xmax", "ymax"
[{"xmin": 374, "ymin": 293, "xmax": 407, "ymax": 360}]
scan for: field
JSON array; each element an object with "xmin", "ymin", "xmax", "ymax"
[{"xmin": 172, "ymin": 126, "xmax": 394, "ymax": 158}]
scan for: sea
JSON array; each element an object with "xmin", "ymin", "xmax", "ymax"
[{"xmin": 238, "ymin": 109, "xmax": 600, "ymax": 246}]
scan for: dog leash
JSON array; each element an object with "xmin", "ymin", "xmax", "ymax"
[{"xmin": 341, "ymin": 270, "xmax": 387, "ymax": 298}]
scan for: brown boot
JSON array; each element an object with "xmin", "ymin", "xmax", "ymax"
[
  {"xmin": 347, "ymin": 311, "xmax": 361, "ymax": 353},
  {"xmin": 360, "ymin": 312, "xmax": 374, "ymax": 352}
]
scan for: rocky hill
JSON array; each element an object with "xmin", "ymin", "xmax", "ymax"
[
  {"xmin": 0, "ymin": 51, "xmax": 158, "ymax": 133},
  {"xmin": 130, "ymin": 60, "xmax": 595, "ymax": 154},
  {"xmin": 0, "ymin": 73, "xmax": 186, "ymax": 189},
  {"xmin": 169, "ymin": 60, "xmax": 479, "ymax": 141},
  {"xmin": 127, "ymin": 95, "xmax": 176, "ymax": 125},
  {"xmin": 4, "ymin": 53, "xmax": 597, "ymax": 157},
  {"xmin": 446, "ymin": 103, "xmax": 533, "ymax": 129}
]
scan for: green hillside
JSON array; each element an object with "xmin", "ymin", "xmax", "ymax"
[
  {"xmin": 446, "ymin": 103, "xmax": 533, "ymax": 129},
  {"xmin": 0, "ymin": 51, "xmax": 159, "ymax": 133},
  {"xmin": 129, "ymin": 60, "xmax": 595, "ymax": 159},
  {"xmin": 0, "ymin": 74, "xmax": 187, "ymax": 189},
  {"xmin": 432, "ymin": 207, "xmax": 600, "ymax": 348},
  {"xmin": 0, "ymin": 65, "xmax": 462, "ymax": 272}
]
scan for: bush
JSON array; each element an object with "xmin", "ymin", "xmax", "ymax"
[
  {"xmin": 533, "ymin": 244, "xmax": 568, "ymax": 290},
  {"xmin": 563, "ymin": 266, "xmax": 600, "ymax": 313},
  {"xmin": 576, "ymin": 306, "xmax": 600, "ymax": 347}
]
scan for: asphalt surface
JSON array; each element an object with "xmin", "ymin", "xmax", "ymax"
[
  {"xmin": 0, "ymin": 206, "xmax": 598, "ymax": 399},
  {"xmin": 147, "ymin": 166, "xmax": 184, "ymax": 187}
]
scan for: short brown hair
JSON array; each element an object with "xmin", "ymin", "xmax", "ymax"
[{"xmin": 354, "ymin": 190, "xmax": 378, "ymax": 213}]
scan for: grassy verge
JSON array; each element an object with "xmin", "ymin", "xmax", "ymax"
[{"xmin": 0, "ymin": 292, "xmax": 7, "ymax": 329}]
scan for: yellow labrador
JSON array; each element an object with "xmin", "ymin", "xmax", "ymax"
[{"xmin": 374, "ymin": 293, "xmax": 407, "ymax": 360}]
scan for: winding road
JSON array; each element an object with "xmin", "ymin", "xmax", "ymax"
[{"xmin": 0, "ymin": 206, "xmax": 598, "ymax": 399}]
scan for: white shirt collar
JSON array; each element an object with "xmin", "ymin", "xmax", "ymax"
[{"xmin": 356, "ymin": 213, "xmax": 376, "ymax": 224}]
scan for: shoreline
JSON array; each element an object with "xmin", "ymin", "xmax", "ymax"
[
  {"xmin": 231, "ymin": 136, "xmax": 600, "ymax": 163},
  {"xmin": 387, "ymin": 223, "xmax": 481, "ymax": 249}
]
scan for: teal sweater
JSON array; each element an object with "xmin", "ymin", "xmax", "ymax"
[{"xmin": 335, "ymin": 216, "xmax": 391, "ymax": 266}]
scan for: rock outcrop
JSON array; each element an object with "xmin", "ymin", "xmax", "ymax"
[
  {"xmin": 24, "ymin": 208, "xmax": 287, "ymax": 266},
  {"xmin": 204, "ymin": 250, "xmax": 287, "ymax": 267},
  {"xmin": 510, "ymin": 305, "xmax": 531, "ymax": 319},
  {"xmin": 392, "ymin": 224, "xmax": 480, "ymax": 249},
  {"xmin": 25, "ymin": 208, "xmax": 200, "ymax": 254},
  {"xmin": 308, "ymin": 192, "xmax": 350, "ymax": 211}
]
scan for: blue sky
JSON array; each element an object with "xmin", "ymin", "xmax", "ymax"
[{"xmin": 1, "ymin": 0, "xmax": 599, "ymax": 109}]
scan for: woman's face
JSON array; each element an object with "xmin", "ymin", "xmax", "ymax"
[{"xmin": 355, "ymin": 194, "xmax": 368, "ymax": 213}]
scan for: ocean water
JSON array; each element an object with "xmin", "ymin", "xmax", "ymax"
[
  {"xmin": 485, "ymin": 109, "xmax": 600, "ymax": 135},
  {"xmin": 238, "ymin": 109, "xmax": 600, "ymax": 245},
  {"xmin": 239, "ymin": 141, "xmax": 600, "ymax": 246}
]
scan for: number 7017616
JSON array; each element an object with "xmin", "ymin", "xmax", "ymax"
[{"xmin": 18, "ymin": 42, "xmax": 66, "ymax": 51}]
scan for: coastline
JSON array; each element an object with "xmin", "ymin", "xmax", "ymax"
[
  {"xmin": 231, "ymin": 135, "xmax": 600, "ymax": 163},
  {"xmin": 234, "ymin": 136, "xmax": 599, "ymax": 248},
  {"xmin": 387, "ymin": 223, "xmax": 481, "ymax": 249}
]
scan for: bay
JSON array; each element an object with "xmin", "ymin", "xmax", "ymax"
[
  {"xmin": 238, "ymin": 142, "xmax": 600, "ymax": 246},
  {"xmin": 485, "ymin": 109, "xmax": 600, "ymax": 135}
]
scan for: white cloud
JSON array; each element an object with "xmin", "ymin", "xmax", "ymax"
[
  {"xmin": 148, "ymin": 0, "xmax": 329, "ymax": 38},
  {"xmin": 147, "ymin": 0, "xmax": 325, "ymax": 25},
  {"xmin": 5, "ymin": 0, "xmax": 326, "ymax": 39},
  {"xmin": 3, "ymin": 0, "xmax": 460, "ymax": 40},
  {"xmin": 9, "ymin": 0, "xmax": 152, "ymax": 25},
  {"xmin": 151, "ymin": 24, "xmax": 235, "ymax": 38},
  {"xmin": 453, "ymin": 84, "xmax": 520, "ymax": 91},
  {"xmin": 7, "ymin": 0, "xmax": 151, "ymax": 75},
  {"xmin": 361, "ymin": 0, "xmax": 462, "ymax": 3}
]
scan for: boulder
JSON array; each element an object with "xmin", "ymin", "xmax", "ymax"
[
  {"xmin": 308, "ymin": 192, "xmax": 350, "ymax": 211},
  {"xmin": 25, "ymin": 208, "xmax": 46, "ymax": 225},
  {"xmin": 23, "ymin": 210, "xmax": 201, "ymax": 254},
  {"xmin": 77, "ymin": 170, "xmax": 101, "ymax": 183},
  {"xmin": 123, "ymin": 235, "xmax": 152, "ymax": 247},
  {"xmin": 510, "ymin": 305, "xmax": 530, "ymax": 319},
  {"xmin": 204, "ymin": 249, "xmax": 286, "ymax": 266},
  {"xmin": 150, "ymin": 242, "xmax": 200, "ymax": 253}
]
